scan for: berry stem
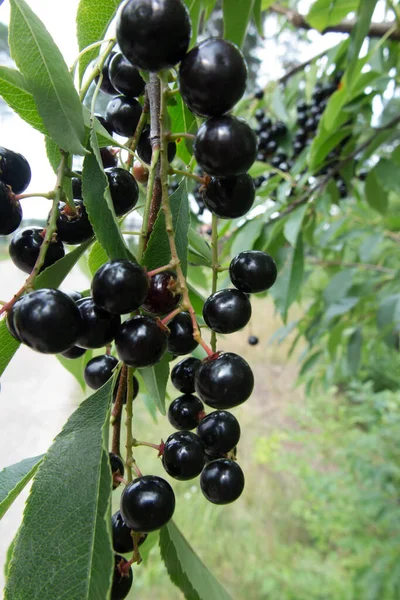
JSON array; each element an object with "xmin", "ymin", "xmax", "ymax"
[
  {"xmin": 167, "ymin": 132, "xmax": 195, "ymax": 142},
  {"xmin": 127, "ymin": 91, "xmax": 150, "ymax": 169},
  {"xmin": 111, "ymin": 364, "xmax": 127, "ymax": 455},
  {"xmin": 210, "ymin": 213, "xmax": 219, "ymax": 353},
  {"xmin": 132, "ymin": 439, "xmax": 164, "ymax": 453},
  {"xmin": 147, "ymin": 264, "xmax": 175, "ymax": 277},
  {"xmin": 161, "ymin": 307, "xmax": 182, "ymax": 325},
  {"xmin": 70, "ymin": 38, "xmax": 115, "ymax": 79},
  {"xmin": 15, "ymin": 192, "xmax": 54, "ymax": 200},
  {"xmin": 169, "ymin": 167, "xmax": 205, "ymax": 184},
  {"xmin": 125, "ymin": 366, "xmax": 135, "ymax": 482}
]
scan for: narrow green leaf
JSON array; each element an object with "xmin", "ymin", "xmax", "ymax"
[
  {"xmin": 88, "ymin": 240, "xmax": 109, "ymax": 276},
  {"xmin": 82, "ymin": 131, "xmax": 135, "ymax": 262},
  {"xmin": 203, "ymin": 0, "xmax": 218, "ymax": 21},
  {"xmin": 347, "ymin": 327, "xmax": 362, "ymax": 376},
  {"xmin": 77, "ymin": 0, "xmax": 119, "ymax": 84},
  {"xmin": 9, "ymin": 0, "xmax": 86, "ymax": 155},
  {"xmin": 346, "ymin": 0, "xmax": 378, "ymax": 81},
  {"xmin": 0, "ymin": 319, "xmax": 20, "ymax": 377},
  {"xmin": 374, "ymin": 158, "xmax": 400, "ymax": 195},
  {"xmin": 139, "ymin": 354, "xmax": 170, "ymax": 415},
  {"xmin": 5, "ymin": 382, "xmax": 114, "ymax": 600},
  {"xmin": 231, "ymin": 219, "xmax": 264, "ymax": 257},
  {"xmin": 143, "ymin": 180, "xmax": 190, "ymax": 275},
  {"xmin": 365, "ymin": 169, "xmax": 388, "ymax": 215},
  {"xmin": 4, "ymin": 537, "xmax": 16, "ymax": 579},
  {"xmin": 45, "ymin": 136, "xmax": 61, "ymax": 172},
  {"xmin": 323, "ymin": 269, "xmax": 355, "ymax": 305},
  {"xmin": 0, "ymin": 66, "xmax": 47, "ymax": 134},
  {"xmin": 0, "ymin": 455, "xmax": 43, "ymax": 520},
  {"xmin": 185, "ymin": 0, "xmax": 203, "ymax": 47},
  {"xmin": 270, "ymin": 235, "xmax": 304, "ymax": 322},
  {"xmin": 283, "ymin": 204, "xmax": 307, "ymax": 245},
  {"xmin": 377, "ymin": 294, "xmax": 400, "ymax": 347},
  {"xmin": 160, "ymin": 520, "xmax": 233, "ymax": 600},
  {"xmin": 223, "ymin": 0, "xmax": 254, "ymax": 48},
  {"xmin": 252, "ymin": 0, "xmax": 263, "ymax": 35},
  {"xmin": 299, "ymin": 350, "xmax": 323, "ymax": 378},
  {"xmin": 168, "ymin": 98, "xmax": 196, "ymax": 164},
  {"xmin": 306, "ymin": 0, "xmax": 359, "ymax": 31},
  {"xmin": 188, "ymin": 227, "xmax": 212, "ymax": 263},
  {"xmin": 33, "ymin": 240, "xmax": 92, "ymax": 290},
  {"xmin": 324, "ymin": 297, "xmax": 359, "ymax": 322}
]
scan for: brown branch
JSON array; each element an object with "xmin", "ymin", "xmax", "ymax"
[
  {"xmin": 144, "ymin": 73, "xmax": 162, "ymax": 249},
  {"xmin": 278, "ymin": 48, "xmax": 331, "ymax": 85},
  {"xmin": 269, "ymin": 4, "xmax": 400, "ymax": 41}
]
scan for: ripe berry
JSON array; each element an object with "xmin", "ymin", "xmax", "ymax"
[
  {"xmin": 95, "ymin": 51, "xmax": 117, "ymax": 95},
  {"xmin": 112, "ymin": 510, "xmax": 147, "ymax": 554},
  {"xmin": 109, "ymin": 52, "xmax": 145, "ymax": 98},
  {"xmin": 255, "ymin": 109, "xmax": 264, "ymax": 122},
  {"xmin": 293, "ymin": 141, "xmax": 305, "ymax": 155},
  {"xmin": 137, "ymin": 126, "xmax": 176, "ymax": 165},
  {"xmin": 84, "ymin": 354, "xmax": 118, "ymax": 390},
  {"xmin": 195, "ymin": 352, "xmax": 254, "ymax": 409},
  {"xmin": 120, "ymin": 475, "xmax": 175, "ymax": 532},
  {"xmin": 171, "ymin": 357, "xmax": 201, "ymax": 393},
  {"xmin": 194, "ymin": 116, "xmax": 257, "ymax": 177},
  {"xmin": 55, "ymin": 199, "xmax": 93, "ymax": 244},
  {"xmin": 142, "ymin": 271, "xmax": 181, "ymax": 315},
  {"xmin": 92, "ymin": 259, "xmax": 148, "ymax": 315},
  {"xmin": 179, "ymin": 38, "xmax": 247, "ymax": 117},
  {"xmin": 167, "ymin": 311, "xmax": 198, "ymax": 355},
  {"xmin": 229, "ymin": 250, "xmax": 277, "ymax": 293},
  {"xmin": 203, "ymin": 289, "xmax": 252, "ymax": 334},
  {"xmin": 61, "ymin": 345, "xmax": 87, "ymax": 359},
  {"xmin": 0, "ymin": 182, "xmax": 22, "ymax": 235},
  {"xmin": 0, "ymin": 147, "xmax": 31, "ymax": 193},
  {"xmin": 200, "ymin": 459, "xmax": 244, "ymax": 504},
  {"xmin": 6, "ymin": 297, "xmax": 25, "ymax": 341},
  {"xmin": 112, "ymin": 555, "xmax": 133, "ymax": 600},
  {"xmin": 113, "ymin": 371, "xmax": 139, "ymax": 404},
  {"xmin": 76, "ymin": 297, "xmax": 121, "ymax": 349},
  {"xmin": 110, "ymin": 452, "xmax": 125, "ymax": 479},
  {"xmin": 72, "ymin": 175, "xmax": 82, "ymax": 200},
  {"xmin": 248, "ymin": 335, "xmax": 259, "ymax": 346},
  {"xmin": 9, "ymin": 227, "xmax": 64, "ymax": 274},
  {"xmin": 254, "ymin": 89, "xmax": 264, "ymax": 100},
  {"xmin": 95, "ymin": 114, "xmax": 114, "ymax": 136},
  {"xmin": 265, "ymin": 140, "xmax": 277, "ymax": 155},
  {"xmin": 162, "ymin": 431, "xmax": 205, "ymax": 480},
  {"xmin": 358, "ymin": 169, "xmax": 368, "ymax": 181},
  {"xmin": 197, "ymin": 410, "xmax": 240, "ymax": 454},
  {"xmin": 66, "ymin": 290, "xmax": 82, "ymax": 302},
  {"xmin": 105, "ymin": 167, "xmax": 139, "ymax": 216},
  {"xmin": 305, "ymin": 117, "xmax": 317, "ymax": 132},
  {"xmin": 203, "ymin": 173, "xmax": 255, "ymax": 219},
  {"xmin": 115, "ymin": 315, "xmax": 168, "ymax": 367},
  {"xmin": 296, "ymin": 112, "xmax": 308, "ymax": 127},
  {"xmin": 106, "ymin": 96, "xmax": 143, "ymax": 137},
  {"xmin": 13, "ymin": 289, "xmax": 83, "ymax": 354},
  {"xmin": 168, "ymin": 394, "xmax": 204, "ymax": 430},
  {"xmin": 100, "ymin": 147, "xmax": 118, "ymax": 169},
  {"xmin": 116, "ymin": 0, "xmax": 191, "ymax": 72},
  {"xmin": 261, "ymin": 117, "xmax": 272, "ymax": 131}
]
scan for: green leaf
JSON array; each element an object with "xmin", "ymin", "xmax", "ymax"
[
  {"xmin": 184, "ymin": 0, "xmax": 203, "ymax": 47},
  {"xmin": 223, "ymin": 0, "xmax": 254, "ymax": 48},
  {"xmin": 299, "ymin": 350, "xmax": 323, "ymax": 378},
  {"xmin": 0, "ymin": 66, "xmax": 47, "ymax": 134},
  {"xmin": 346, "ymin": 0, "xmax": 378, "ymax": 81},
  {"xmin": 0, "ymin": 319, "xmax": 20, "ymax": 377},
  {"xmin": 4, "ymin": 537, "xmax": 16, "ymax": 579},
  {"xmin": 143, "ymin": 180, "xmax": 190, "ymax": 275},
  {"xmin": 231, "ymin": 219, "xmax": 264, "ymax": 257},
  {"xmin": 5, "ymin": 381, "xmax": 114, "ymax": 600},
  {"xmin": 306, "ymin": 0, "xmax": 359, "ymax": 31},
  {"xmin": 188, "ymin": 227, "xmax": 212, "ymax": 264},
  {"xmin": 45, "ymin": 136, "xmax": 61, "ymax": 172},
  {"xmin": 377, "ymin": 294, "xmax": 400, "ymax": 347},
  {"xmin": 87, "ymin": 240, "xmax": 109, "ymax": 276},
  {"xmin": 168, "ymin": 98, "xmax": 196, "ymax": 164},
  {"xmin": 323, "ymin": 269, "xmax": 355, "ymax": 305},
  {"xmin": 160, "ymin": 520, "xmax": 233, "ymax": 600},
  {"xmin": 76, "ymin": 0, "xmax": 119, "ymax": 84},
  {"xmin": 0, "ymin": 455, "xmax": 43, "ymax": 520},
  {"xmin": 139, "ymin": 354, "xmax": 170, "ymax": 415},
  {"xmin": 56, "ymin": 349, "xmax": 92, "ymax": 391},
  {"xmin": 374, "ymin": 158, "xmax": 400, "ymax": 195},
  {"xmin": 347, "ymin": 327, "xmax": 362, "ymax": 376},
  {"xmin": 82, "ymin": 131, "xmax": 135, "ymax": 262},
  {"xmin": 324, "ymin": 297, "xmax": 359, "ymax": 322},
  {"xmin": 270, "ymin": 234, "xmax": 304, "ymax": 322},
  {"xmin": 365, "ymin": 169, "xmax": 388, "ymax": 215},
  {"xmin": 252, "ymin": 0, "xmax": 263, "ymax": 36},
  {"xmin": 33, "ymin": 241, "xmax": 92, "ymax": 290},
  {"xmin": 283, "ymin": 204, "xmax": 307, "ymax": 245},
  {"xmin": 9, "ymin": 0, "xmax": 86, "ymax": 155}
]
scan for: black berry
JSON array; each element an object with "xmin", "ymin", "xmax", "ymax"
[
  {"xmin": 100, "ymin": 147, "xmax": 118, "ymax": 169},
  {"xmin": 229, "ymin": 250, "xmax": 277, "ymax": 293},
  {"xmin": 66, "ymin": 290, "xmax": 83, "ymax": 303},
  {"xmin": 9, "ymin": 227, "xmax": 64, "ymax": 274},
  {"xmin": 6, "ymin": 297, "xmax": 25, "ymax": 341},
  {"xmin": 171, "ymin": 357, "xmax": 201, "ymax": 393},
  {"xmin": 200, "ymin": 459, "xmax": 244, "ymax": 504},
  {"xmin": 167, "ymin": 311, "xmax": 198, "ymax": 355},
  {"xmin": 203, "ymin": 173, "xmax": 255, "ymax": 219},
  {"xmin": 179, "ymin": 38, "xmax": 247, "ymax": 117},
  {"xmin": 55, "ymin": 199, "xmax": 93, "ymax": 244},
  {"xmin": 95, "ymin": 114, "xmax": 114, "ymax": 136},
  {"xmin": 137, "ymin": 126, "xmax": 176, "ymax": 165},
  {"xmin": 120, "ymin": 475, "xmax": 175, "ymax": 532},
  {"xmin": 116, "ymin": 0, "xmax": 191, "ymax": 72},
  {"xmin": 13, "ymin": 289, "xmax": 83, "ymax": 354},
  {"xmin": 112, "ymin": 510, "xmax": 147, "ymax": 554},
  {"xmin": 105, "ymin": 167, "xmax": 139, "ymax": 216},
  {"xmin": 0, "ymin": 147, "xmax": 31, "ymax": 193},
  {"xmin": 111, "ymin": 555, "xmax": 133, "ymax": 600},
  {"xmin": 195, "ymin": 352, "xmax": 254, "ymax": 409},
  {"xmin": 197, "ymin": 410, "xmax": 240, "ymax": 454},
  {"xmin": 162, "ymin": 431, "xmax": 205, "ymax": 480},
  {"xmin": 76, "ymin": 297, "xmax": 121, "ymax": 349},
  {"xmin": 248, "ymin": 335, "xmax": 259, "ymax": 346},
  {"xmin": 194, "ymin": 116, "xmax": 257, "ymax": 177},
  {"xmin": 72, "ymin": 175, "xmax": 82, "ymax": 200},
  {"xmin": 168, "ymin": 394, "xmax": 204, "ymax": 430},
  {"xmin": 0, "ymin": 182, "xmax": 22, "ymax": 235},
  {"xmin": 109, "ymin": 52, "xmax": 146, "ymax": 98},
  {"xmin": 84, "ymin": 355, "xmax": 118, "ymax": 390},
  {"xmin": 95, "ymin": 52, "xmax": 117, "ymax": 95},
  {"xmin": 142, "ymin": 271, "xmax": 181, "ymax": 315},
  {"xmin": 115, "ymin": 315, "xmax": 168, "ymax": 367},
  {"xmin": 109, "ymin": 452, "xmax": 124, "ymax": 490},
  {"xmin": 61, "ymin": 345, "xmax": 87, "ymax": 359},
  {"xmin": 203, "ymin": 289, "xmax": 252, "ymax": 334},
  {"xmin": 106, "ymin": 96, "xmax": 143, "ymax": 138},
  {"xmin": 92, "ymin": 259, "xmax": 148, "ymax": 315}
]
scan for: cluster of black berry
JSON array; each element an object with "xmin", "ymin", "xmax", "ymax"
[{"xmin": 0, "ymin": 147, "xmax": 31, "ymax": 235}]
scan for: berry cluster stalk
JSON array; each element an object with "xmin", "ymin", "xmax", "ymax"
[{"xmin": 210, "ymin": 213, "xmax": 219, "ymax": 353}]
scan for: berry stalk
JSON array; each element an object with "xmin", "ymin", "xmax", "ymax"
[
  {"xmin": 125, "ymin": 366, "xmax": 135, "ymax": 482},
  {"xmin": 210, "ymin": 213, "xmax": 219, "ymax": 353},
  {"xmin": 79, "ymin": 38, "xmax": 115, "ymax": 101}
]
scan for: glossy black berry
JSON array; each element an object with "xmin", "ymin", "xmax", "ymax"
[
  {"xmin": 358, "ymin": 169, "xmax": 368, "ymax": 181},
  {"xmin": 296, "ymin": 112, "xmax": 308, "ymax": 127},
  {"xmin": 120, "ymin": 475, "xmax": 175, "ymax": 532},
  {"xmin": 95, "ymin": 52, "xmax": 117, "ymax": 95},
  {"xmin": 168, "ymin": 394, "xmax": 204, "ymax": 430},
  {"xmin": 95, "ymin": 114, "xmax": 114, "ymax": 136},
  {"xmin": 265, "ymin": 140, "xmax": 277, "ymax": 155},
  {"xmin": 167, "ymin": 311, "xmax": 198, "ymax": 355},
  {"xmin": 197, "ymin": 410, "xmax": 240, "ymax": 454},
  {"xmin": 105, "ymin": 167, "xmax": 139, "ymax": 216},
  {"xmin": 13, "ymin": 289, "xmax": 83, "ymax": 354},
  {"xmin": 248, "ymin": 335, "xmax": 259, "ymax": 346},
  {"xmin": 229, "ymin": 250, "xmax": 277, "ymax": 293},
  {"xmin": 55, "ymin": 199, "xmax": 93, "ymax": 244},
  {"xmin": 142, "ymin": 271, "xmax": 181, "ymax": 315},
  {"xmin": 195, "ymin": 352, "xmax": 254, "ymax": 409},
  {"xmin": 92, "ymin": 259, "xmax": 148, "ymax": 315},
  {"xmin": 112, "ymin": 510, "xmax": 147, "ymax": 554},
  {"xmin": 255, "ymin": 109, "xmax": 264, "ymax": 121},
  {"xmin": 171, "ymin": 357, "xmax": 201, "ymax": 393},
  {"xmin": 179, "ymin": 38, "xmax": 247, "ymax": 117},
  {"xmin": 110, "ymin": 452, "xmax": 125, "ymax": 479},
  {"xmin": 254, "ymin": 89, "xmax": 264, "ymax": 100},
  {"xmin": 200, "ymin": 459, "xmax": 244, "ymax": 504},
  {"xmin": 72, "ymin": 175, "xmax": 82, "ymax": 200},
  {"xmin": 106, "ymin": 96, "xmax": 143, "ymax": 137},
  {"xmin": 261, "ymin": 117, "xmax": 272, "ymax": 131},
  {"xmin": 6, "ymin": 297, "xmax": 25, "ymax": 341},
  {"xmin": 109, "ymin": 52, "xmax": 146, "ymax": 97},
  {"xmin": 113, "ymin": 371, "xmax": 139, "ymax": 404},
  {"xmin": 137, "ymin": 126, "xmax": 176, "ymax": 165},
  {"xmin": 61, "ymin": 345, "xmax": 87, "ymax": 359},
  {"xmin": 203, "ymin": 289, "xmax": 251, "ymax": 334},
  {"xmin": 194, "ymin": 116, "xmax": 257, "ymax": 177},
  {"xmin": 0, "ymin": 147, "xmax": 31, "ymax": 193},
  {"xmin": 115, "ymin": 315, "xmax": 168, "ymax": 367},
  {"xmin": 203, "ymin": 173, "xmax": 255, "ymax": 219},
  {"xmin": 116, "ymin": 0, "xmax": 191, "ymax": 72},
  {"xmin": 66, "ymin": 290, "xmax": 83, "ymax": 303},
  {"xmin": 100, "ymin": 147, "xmax": 118, "ymax": 169},
  {"xmin": 84, "ymin": 354, "xmax": 118, "ymax": 390},
  {"xmin": 162, "ymin": 431, "xmax": 205, "ymax": 480},
  {"xmin": 9, "ymin": 227, "xmax": 64, "ymax": 274},
  {"xmin": 293, "ymin": 141, "xmax": 305, "ymax": 155},
  {"xmin": 76, "ymin": 297, "xmax": 121, "ymax": 349},
  {"xmin": 112, "ymin": 555, "xmax": 133, "ymax": 600},
  {"xmin": 0, "ymin": 182, "xmax": 22, "ymax": 235},
  {"xmin": 305, "ymin": 117, "xmax": 317, "ymax": 132}
]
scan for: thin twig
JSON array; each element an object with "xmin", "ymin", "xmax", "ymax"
[{"xmin": 210, "ymin": 213, "xmax": 219, "ymax": 353}]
